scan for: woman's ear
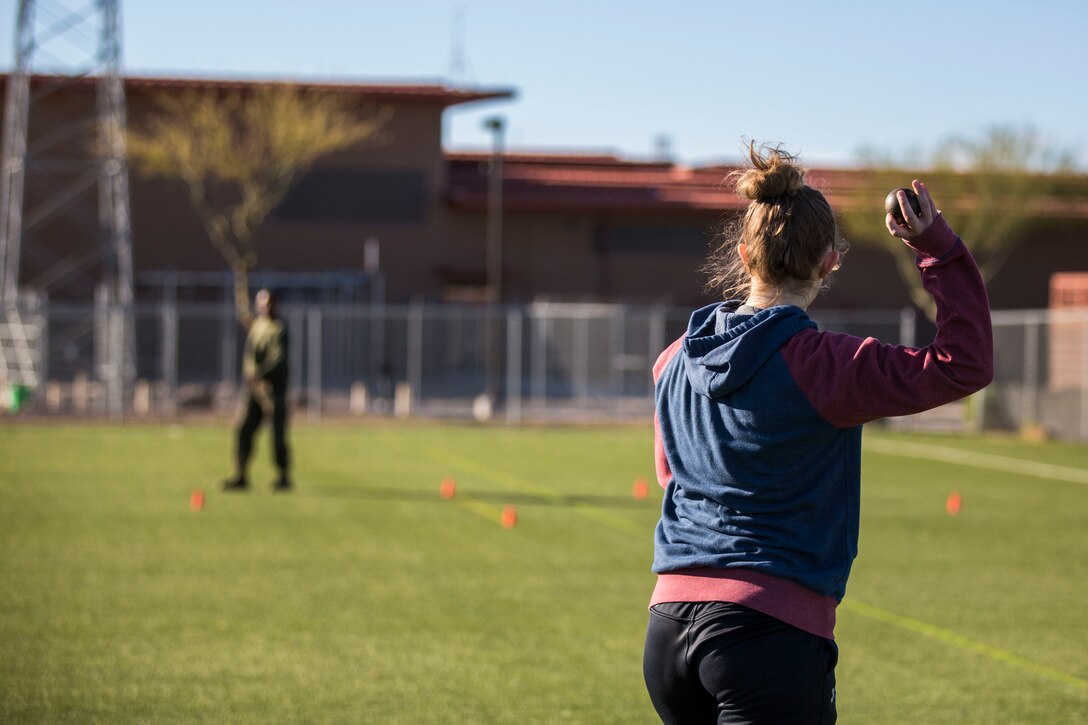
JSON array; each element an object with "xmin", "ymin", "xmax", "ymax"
[
  {"xmin": 818, "ymin": 249, "xmax": 840, "ymax": 279},
  {"xmin": 738, "ymin": 243, "xmax": 750, "ymax": 268}
]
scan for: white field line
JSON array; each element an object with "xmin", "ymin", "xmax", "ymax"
[{"xmin": 864, "ymin": 438, "xmax": 1088, "ymax": 485}]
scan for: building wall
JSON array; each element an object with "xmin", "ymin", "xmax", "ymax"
[
  {"xmin": 4, "ymin": 80, "xmax": 1085, "ymax": 310},
  {"xmin": 987, "ymin": 219, "xmax": 1088, "ymax": 309},
  {"xmin": 3, "ymin": 80, "xmax": 461, "ymax": 302},
  {"xmin": 127, "ymin": 94, "xmax": 453, "ymax": 302},
  {"xmin": 448, "ymin": 207, "xmax": 928, "ymax": 309},
  {"xmin": 446, "ymin": 209, "xmax": 717, "ymax": 305}
]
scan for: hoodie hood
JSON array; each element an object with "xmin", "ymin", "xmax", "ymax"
[{"xmin": 681, "ymin": 302, "xmax": 817, "ymax": 398}]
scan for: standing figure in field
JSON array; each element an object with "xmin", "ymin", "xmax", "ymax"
[
  {"xmin": 222, "ymin": 288, "xmax": 292, "ymax": 492},
  {"xmin": 643, "ymin": 143, "xmax": 993, "ymax": 723}
]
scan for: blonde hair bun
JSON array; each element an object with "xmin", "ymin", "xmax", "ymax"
[
  {"xmin": 733, "ymin": 142, "xmax": 805, "ymax": 201},
  {"xmin": 703, "ymin": 140, "xmax": 846, "ymax": 298}
]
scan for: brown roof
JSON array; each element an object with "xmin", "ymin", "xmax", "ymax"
[
  {"xmin": 4, "ymin": 72, "xmax": 514, "ymax": 108},
  {"xmin": 447, "ymin": 152, "xmax": 746, "ymax": 215},
  {"xmin": 446, "ymin": 151, "xmax": 671, "ymax": 168},
  {"xmin": 448, "ymin": 152, "xmax": 1088, "ymax": 218}
]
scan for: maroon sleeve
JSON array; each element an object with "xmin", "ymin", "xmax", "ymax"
[
  {"xmin": 652, "ymin": 337, "xmax": 684, "ymax": 488},
  {"xmin": 780, "ymin": 216, "xmax": 993, "ymax": 428}
]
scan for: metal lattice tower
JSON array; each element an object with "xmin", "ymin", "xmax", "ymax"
[{"xmin": 0, "ymin": 0, "xmax": 134, "ymax": 413}]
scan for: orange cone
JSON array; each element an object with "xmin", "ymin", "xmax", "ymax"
[
  {"xmin": 500, "ymin": 505, "xmax": 518, "ymax": 529},
  {"xmin": 632, "ymin": 478, "xmax": 649, "ymax": 500},
  {"xmin": 946, "ymin": 491, "xmax": 962, "ymax": 516},
  {"xmin": 190, "ymin": 489, "xmax": 205, "ymax": 512},
  {"xmin": 440, "ymin": 477, "xmax": 457, "ymax": 500}
]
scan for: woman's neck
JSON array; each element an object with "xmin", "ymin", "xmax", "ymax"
[{"xmin": 744, "ymin": 279, "xmax": 819, "ymax": 311}]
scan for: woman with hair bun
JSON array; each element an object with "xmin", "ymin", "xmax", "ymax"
[{"xmin": 643, "ymin": 143, "xmax": 993, "ymax": 724}]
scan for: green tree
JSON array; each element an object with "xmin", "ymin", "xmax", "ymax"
[
  {"xmin": 842, "ymin": 126, "xmax": 1077, "ymax": 318},
  {"xmin": 127, "ymin": 86, "xmax": 391, "ymax": 320}
]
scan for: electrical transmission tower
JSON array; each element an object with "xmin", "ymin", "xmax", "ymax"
[{"xmin": 0, "ymin": 0, "xmax": 134, "ymax": 415}]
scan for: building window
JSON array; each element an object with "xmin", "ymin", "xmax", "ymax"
[{"xmin": 275, "ymin": 169, "xmax": 427, "ymax": 223}]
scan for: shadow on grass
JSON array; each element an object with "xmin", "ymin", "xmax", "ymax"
[{"xmin": 303, "ymin": 484, "xmax": 655, "ymax": 510}]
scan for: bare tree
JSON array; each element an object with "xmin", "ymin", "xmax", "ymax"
[
  {"xmin": 841, "ymin": 126, "xmax": 1077, "ymax": 318},
  {"xmin": 127, "ymin": 86, "xmax": 391, "ymax": 322}
]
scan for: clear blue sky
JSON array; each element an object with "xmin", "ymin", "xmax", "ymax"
[{"xmin": 2, "ymin": 0, "xmax": 1086, "ymax": 167}]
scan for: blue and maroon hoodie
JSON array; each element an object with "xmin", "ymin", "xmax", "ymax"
[{"xmin": 649, "ymin": 216, "xmax": 993, "ymax": 639}]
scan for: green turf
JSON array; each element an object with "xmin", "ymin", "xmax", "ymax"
[{"xmin": 0, "ymin": 422, "xmax": 1085, "ymax": 723}]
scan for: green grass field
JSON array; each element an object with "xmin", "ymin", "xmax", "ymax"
[{"xmin": 1, "ymin": 421, "xmax": 1086, "ymax": 723}]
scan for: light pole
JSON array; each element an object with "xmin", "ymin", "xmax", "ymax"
[
  {"xmin": 483, "ymin": 116, "xmax": 505, "ymax": 403},
  {"xmin": 483, "ymin": 116, "xmax": 505, "ymax": 305}
]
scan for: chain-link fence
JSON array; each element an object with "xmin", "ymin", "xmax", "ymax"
[
  {"xmin": 983, "ymin": 308, "xmax": 1088, "ymax": 440},
  {"xmin": 6, "ymin": 300, "xmax": 1088, "ymax": 440}
]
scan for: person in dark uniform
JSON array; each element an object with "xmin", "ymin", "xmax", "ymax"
[{"xmin": 222, "ymin": 287, "xmax": 292, "ymax": 492}]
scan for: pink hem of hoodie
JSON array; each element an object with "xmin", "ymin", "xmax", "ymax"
[{"xmin": 650, "ymin": 567, "xmax": 838, "ymax": 639}]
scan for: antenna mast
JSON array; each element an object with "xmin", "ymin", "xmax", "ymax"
[{"xmin": 0, "ymin": 0, "xmax": 134, "ymax": 415}]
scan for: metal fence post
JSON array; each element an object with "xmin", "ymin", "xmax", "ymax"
[
  {"xmin": 308, "ymin": 307, "xmax": 322, "ymax": 422},
  {"xmin": 574, "ymin": 313, "xmax": 589, "ymax": 399},
  {"xmin": 289, "ymin": 308, "xmax": 304, "ymax": 401},
  {"xmin": 531, "ymin": 312, "xmax": 547, "ymax": 407},
  {"xmin": 649, "ymin": 306, "xmax": 666, "ymax": 360},
  {"xmin": 220, "ymin": 297, "xmax": 236, "ymax": 390},
  {"xmin": 408, "ymin": 301, "xmax": 424, "ymax": 408},
  {"xmin": 1022, "ymin": 317, "xmax": 1040, "ymax": 429},
  {"xmin": 112, "ymin": 301, "xmax": 127, "ymax": 419},
  {"xmin": 610, "ymin": 306, "xmax": 625, "ymax": 396},
  {"xmin": 506, "ymin": 308, "xmax": 522, "ymax": 425},
  {"xmin": 369, "ymin": 301, "xmax": 384, "ymax": 392},
  {"xmin": 898, "ymin": 306, "xmax": 916, "ymax": 348},
  {"xmin": 93, "ymin": 285, "xmax": 109, "ymax": 413},
  {"xmin": 161, "ymin": 297, "xmax": 177, "ymax": 413},
  {"xmin": 37, "ymin": 294, "xmax": 49, "ymax": 387}
]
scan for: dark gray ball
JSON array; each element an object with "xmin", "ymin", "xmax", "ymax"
[{"xmin": 885, "ymin": 187, "xmax": 922, "ymax": 224}]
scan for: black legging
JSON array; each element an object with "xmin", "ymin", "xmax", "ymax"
[
  {"xmin": 644, "ymin": 601, "xmax": 838, "ymax": 724},
  {"xmin": 236, "ymin": 384, "xmax": 289, "ymax": 475}
]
